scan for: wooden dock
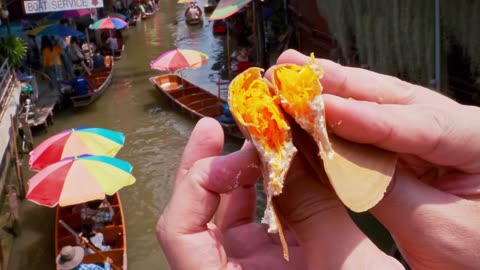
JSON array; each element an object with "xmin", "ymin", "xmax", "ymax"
[{"xmin": 19, "ymin": 103, "xmax": 55, "ymax": 129}]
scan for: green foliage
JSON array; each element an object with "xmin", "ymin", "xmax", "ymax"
[{"xmin": 0, "ymin": 35, "xmax": 27, "ymax": 69}]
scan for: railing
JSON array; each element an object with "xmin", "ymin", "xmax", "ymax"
[{"xmin": 0, "ymin": 58, "xmax": 17, "ymax": 116}]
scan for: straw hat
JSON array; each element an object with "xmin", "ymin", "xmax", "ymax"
[{"xmin": 56, "ymin": 245, "xmax": 85, "ymax": 270}]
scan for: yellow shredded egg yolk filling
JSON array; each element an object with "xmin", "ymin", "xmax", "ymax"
[
  {"xmin": 230, "ymin": 69, "xmax": 290, "ymax": 161},
  {"xmin": 273, "ymin": 54, "xmax": 324, "ymax": 123}
]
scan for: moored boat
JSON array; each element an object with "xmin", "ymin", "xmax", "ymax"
[
  {"xmin": 185, "ymin": 6, "xmax": 203, "ymax": 25},
  {"xmin": 149, "ymin": 74, "xmax": 243, "ymax": 139},
  {"xmin": 55, "ymin": 192, "xmax": 127, "ymax": 269},
  {"xmin": 204, "ymin": 3, "xmax": 216, "ymax": 13},
  {"xmin": 70, "ymin": 57, "xmax": 114, "ymax": 108}
]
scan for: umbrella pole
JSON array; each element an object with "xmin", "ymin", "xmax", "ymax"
[
  {"xmin": 85, "ymin": 29, "xmax": 92, "ymax": 65},
  {"xmin": 59, "ymin": 220, "xmax": 122, "ymax": 270}
]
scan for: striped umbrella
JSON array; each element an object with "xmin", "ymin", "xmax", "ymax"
[
  {"xmin": 150, "ymin": 49, "xmax": 209, "ymax": 72},
  {"xmin": 89, "ymin": 17, "xmax": 128, "ymax": 30},
  {"xmin": 29, "ymin": 127, "xmax": 125, "ymax": 171},
  {"xmin": 26, "ymin": 155, "xmax": 136, "ymax": 207},
  {"xmin": 209, "ymin": 0, "xmax": 251, "ymax": 21}
]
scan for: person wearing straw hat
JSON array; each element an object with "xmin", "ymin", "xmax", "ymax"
[{"xmin": 56, "ymin": 245, "xmax": 112, "ymax": 270}]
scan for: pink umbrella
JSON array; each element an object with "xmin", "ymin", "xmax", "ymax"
[
  {"xmin": 150, "ymin": 49, "xmax": 209, "ymax": 72},
  {"xmin": 48, "ymin": 9, "xmax": 91, "ymax": 20}
]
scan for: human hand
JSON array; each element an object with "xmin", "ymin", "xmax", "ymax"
[
  {"xmin": 274, "ymin": 49, "xmax": 480, "ymax": 269},
  {"xmin": 156, "ymin": 118, "xmax": 307, "ymax": 269},
  {"xmin": 105, "ymin": 257, "xmax": 113, "ymax": 264}
]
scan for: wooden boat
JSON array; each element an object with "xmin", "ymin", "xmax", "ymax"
[
  {"xmin": 185, "ymin": 7, "xmax": 203, "ymax": 25},
  {"xmin": 55, "ymin": 192, "xmax": 127, "ymax": 269},
  {"xmin": 141, "ymin": 12, "xmax": 155, "ymax": 20},
  {"xmin": 186, "ymin": 16, "xmax": 203, "ymax": 25},
  {"xmin": 103, "ymin": 31, "xmax": 125, "ymax": 60},
  {"xmin": 212, "ymin": 19, "xmax": 227, "ymax": 35},
  {"xmin": 70, "ymin": 57, "xmax": 113, "ymax": 108},
  {"xmin": 204, "ymin": 3, "xmax": 216, "ymax": 13},
  {"xmin": 149, "ymin": 74, "xmax": 243, "ymax": 139}
]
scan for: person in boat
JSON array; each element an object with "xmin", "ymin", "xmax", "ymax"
[
  {"xmin": 92, "ymin": 49, "xmax": 106, "ymax": 70},
  {"xmin": 56, "ymin": 245, "xmax": 112, "ymax": 270},
  {"xmin": 67, "ymin": 37, "xmax": 92, "ymax": 75},
  {"xmin": 215, "ymin": 103, "xmax": 235, "ymax": 124},
  {"xmin": 230, "ymin": 46, "xmax": 252, "ymax": 72},
  {"xmin": 185, "ymin": 2, "xmax": 202, "ymax": 21},
  {"xmin": 64, "ymin": 69, "xmax": 94, "ymax": 96},
  {"xmin": 78, "ymin": 198, "xmax": 114, "ymax": 229},
  {"xmin": 155, "ymin": 49, "xmax": 480, "ymax": 269},
  {"xmin": 105, "ymin": 31, "xmax": 119, "ymax": 52},
  {"xmin": 79, "ymin": 218, "xmax": 111, "ymax": 255}
]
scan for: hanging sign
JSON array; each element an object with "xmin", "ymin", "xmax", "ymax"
[{"xmin": 24, "ymin": 0, "xmax": 104, "ymax": 14}]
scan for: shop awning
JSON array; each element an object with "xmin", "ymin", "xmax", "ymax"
[{"xmin": 209, "ymin": 0, "xmax": 252, "ymax": 21}]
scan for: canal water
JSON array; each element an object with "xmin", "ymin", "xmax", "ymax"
[{"xmin": 8, "ymin": 1, "xmax": 244, "ymax": 269}]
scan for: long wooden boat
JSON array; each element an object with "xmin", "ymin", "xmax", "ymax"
[
  {"xmin": 149, "ymin": 74, "xmax": 243, "ymax": 139},
  {"xmin": 55, "ymin": 192, "xmax": 127, "ymax": 269},
  {"xmin": 70, "ymin": 57, "xmax": 113, "ymax": 108},
  {"xmin": 186, "ymin": 16, "xmax": 203, "ymax": 25},
  {"xmin": 185, "ymin": 7, "xmax": 203, "ymax": 25},
  {"xmin": 204, "ymin": 3, "xmax": 216, "ymax": 13}
]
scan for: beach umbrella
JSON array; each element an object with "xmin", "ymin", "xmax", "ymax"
[
  {"xmin": 89, "ymin": 17, "xmax": 128, "ymax": 30},
  {"xmin": 26, "ymin": 155, "xmax": 136, "ymax": 207},
  {"xmin": 29, "ymin": 127, "xmax": 125, "ymax": 171},
  {"xmin": 108, "ymin": 12, "xmax": 127, "ymax": 20},
  {"xmin": 48, "ymin": 9, "xmax": 91, "ymax": 20},
  {"xmin": 27, "ymin": 24, "xmax": 85, "ymax": 37},
  {"xmin": 209, "ymin": 0, "xmax": 251, "ymax": 21},
  {"xmin": 150, "ymin": 49, "xmax": 209, "ymax": 72}
]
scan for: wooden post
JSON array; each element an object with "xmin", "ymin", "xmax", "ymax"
[
  {"xmin": 19, "ymin": 115, "xmax": 34, "ymax": 154},
  {"xmin": 9, "ymin": 115, "xmax": 26, "ymax": 199}
]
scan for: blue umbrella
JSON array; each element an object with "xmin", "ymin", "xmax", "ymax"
[{"xmin": 27, "ymin": 24, "xmax": 85, "ymax": 38}]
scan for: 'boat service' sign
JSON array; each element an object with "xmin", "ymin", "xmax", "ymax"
[{"xmin": 24, "ymin": 0, "xmax": 104, "ymax": 14}]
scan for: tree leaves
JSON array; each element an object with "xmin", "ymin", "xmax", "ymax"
[{"xmin": 0, "ymin": 35, "xmax": 27, "ymax": 68}]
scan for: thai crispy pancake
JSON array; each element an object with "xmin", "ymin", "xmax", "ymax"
[
  {"xmin": 228, "ymin": 67, "xmax": 296, "ymax": 235},
  {"xmin": 271, "ymin": 55, "xmax": 397, "ymax": 212},
  {"xmin": 228, "ymin": 56, "xmax": 397, "ymax": 259}
]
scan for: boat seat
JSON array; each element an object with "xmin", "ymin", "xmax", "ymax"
[
  {"xmin": 176, "ymin": 92, "xmax": 214, "ymax": 104},
  {"xmin": 188, "ymin": 98, "xmax": 219, "ymax": 111},
  {"xmin": 168, "ymin": 87, "xmax": 201, "ymax": 98},
  {"xmin": 198, "ymin": 105, "xmax": 223, "ymax": 116}
]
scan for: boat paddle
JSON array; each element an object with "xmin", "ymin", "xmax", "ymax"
[{"xmin": 59, "ymin": 219, "xmax": 122, "ymax": 270}]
